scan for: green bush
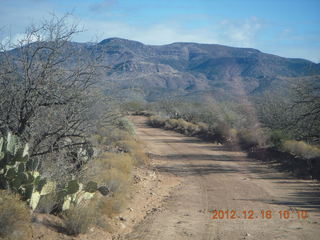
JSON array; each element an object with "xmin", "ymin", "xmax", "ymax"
[
  {"xmin": 282, "ymin": 140, "xmax": 320, "ymax": 159},
  {"xmin": 269, "ymin": 130, "xmax": 290, "ymax": 149},
  {"xmin": 0, "ymin": 191, "xmax": 31, "ymax": 240},
  {"xmin": 115, "ymin": 118, "xmax": 136, "ymax": 136}
]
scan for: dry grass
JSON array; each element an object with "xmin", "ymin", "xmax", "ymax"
[
  {"xmin": 97, "ymin": 191, "xmax": 128, "ymax": 217},
  {"xmin": 0, "ymin": 190, "xmax": 31, "ymax": 240},
  {"xmin": 116, "ymin": 139, "xmax": 149, "ymax": 166},
  {"xmin": 83, "ymin": 117, "xmax": 148, "ymax": 220},
  {"xmin": 130, "ymin": 144, "xmax": 149, "ymax": 166},
  {"xmin": 283, "ymin": 140, "xmax": 320, "ymax": 159},
  {"xmin": 83, "ymin": 153, "xmax": 133, "ymax": 217},
  {"xmin": 62, "ymin": 202, "xmax": 98, "ymax": 236},
  {"xmin": 91, "ymin": 128, "xmax": 131, "ymax": 151}
]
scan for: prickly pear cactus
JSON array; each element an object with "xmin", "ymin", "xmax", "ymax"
[
  {"xmin": 85, "ymin": 181, "xmax": 98, "ymax": 193},
  {"xmin": 0, "ymin": 132, "xmax": 106, "ymax": 212},
  {"xmin": 0, "ymin": 132, "xmax": 54, "ymax": 211},
  {"xmin": 59, "ymin": 180, "xmax": 101, "ymax": 211}
]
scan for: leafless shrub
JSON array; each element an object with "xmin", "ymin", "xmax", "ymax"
[{"xmin": 0, "ymin": 15, "xmax": 114, "ymax": 183}]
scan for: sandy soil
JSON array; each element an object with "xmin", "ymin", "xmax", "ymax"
[{"xmin": 121, "ymin": 116, "xmax": 320, "ymax": 240}]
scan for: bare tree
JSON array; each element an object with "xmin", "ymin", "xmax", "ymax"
[
  {"xmin": 0, "ymin": 15, "xmax": 107, "ymax": 180},
  {"xmin": 255, "ymin": 76, "xmax": 320, "ymax": 143},
  {"xmin": 290, "ymin": 76, "xmax": 320, "ymax": 142},
  {"xmin": 255, "ymin": 91, "xmax": 292, "ymax": 130}
]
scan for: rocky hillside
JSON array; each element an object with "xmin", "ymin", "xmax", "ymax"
[{"xmin": 9, "ymin": 38, "xmax": 320, "ymax": 101}]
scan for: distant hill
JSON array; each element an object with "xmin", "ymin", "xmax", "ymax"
[{"xmin": 7, "ymin": 37, "xmax": 320, "ymax": 102}]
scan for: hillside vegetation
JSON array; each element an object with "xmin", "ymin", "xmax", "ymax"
[
  {"xmin": 129, "ymin": 76, "xmax": 320, "ymax": 178},
  {"xmin": 0, "ymin": 16, "xmax": 149, "ymax": 238}
]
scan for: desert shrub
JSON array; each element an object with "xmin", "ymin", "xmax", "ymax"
[
  {"xmin": 197, "ymin": 122, "xmax": 209, "ymax": 136},
  {"xmin": 105, "ymin": 128, "xmax": 131, "ymax": 146},
  {"xmin": 81, "ymin": 151, "xmax": 134, "ymax": 217},
  {"xmin": 104, "ymin": 168, "xmax": 131, "ymax": 193},
  {"xmin": 97, "ymin": 191, "xmax": 127, "ymax": 217},
  {"xmin": 62, "ymin": 202, "xmax": 97, "ymax": 236},
  {"xmin": 185, "ymin": 121, "xmax": 200, "ymax": 135},
  {"xmin": 268, "ymin": 130, "xmax": 291, "ymax": 149},
  {"xmin": 114, "ymin": 139, "xmax": 148, "ymax": 165},
  {"xmin": 121, "ymin": 101, "xmax": 147, "ymax": 112},
  {"xmin": 132, "ymin": 110, "xmax": 153, "ymax": 117},
  {"xmin": 93, "ymin": 167, "xmax": 131, "ymax": 217},
  {"xmin": 128, "ymin": 141, "xmax": 149, "ymax": 166},
  {"xmin": 282, "ymin": 140, "xmax": 320, "ymax": 159},
  {"xmin": 237, "ymin": 129, "xmax": 262, "ymax": 150},
  {"xmin": 148, "ymin": 116, "xmax": 167, "ymax": 128},
  {"xmin": 226, "ymin": 128, "xmax": 238, "ymax": 144},
  {"xmin": 116, "ymin": 139, "xmax": 138, "ymax": 153},
  {"xmin": 160, "ymin": 118, "xmax": 201, "ymax": 136},
  {"xmin": 0, "ymin": 191, "xmax": 31, "ymax": 240},
  {"xmin": 115, "ymin": 118, "xmax": 136, "ymax": 136},
  {"xmin": 174, "ymin": 118, "xmax": 188, "ymax": 133},
  {"xmin": 83, "ymin": 153, "xmax": 132, "ymax": 195},
  {"xmin": 89, "ymin": 153, "xmax": 133, "ymax": 178},
  {"xmin": 91, "ymin": 127, "xmax": 130, "ymax": 153},
  {"xmin": 164, "ymin": 119, "xmax": 179, "ymax": 130},
  {"xmin": 203, "ymin": 123, "xmax": 229, "ymax": 143}
]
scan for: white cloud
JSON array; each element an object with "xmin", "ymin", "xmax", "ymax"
[
  {"xmin": 217, "ymin": 17, "xmax": 262, "ymax": 47},
  {"xmin": 71, "ymin": 16, "xmax": 263, "ymax": 48}
]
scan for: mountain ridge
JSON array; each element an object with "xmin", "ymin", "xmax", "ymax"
[{"xmin": 7, "ymin": 37, "xmax": 320, "ymax": 101}]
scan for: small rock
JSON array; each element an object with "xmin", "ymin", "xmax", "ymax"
[
  {"xmin": 128, "ymin": 207, "xmax": 134, "ymax": 211},
  {"xmin": 246, "ymin": 233, "xmax": 251, "ymax": 237},
  {"xmin": 133, "ymin": 175, "xmax": 142, "ymax": 183},
  {"xmin": 119, "ymin": 216, "xmax": 126, "ymax": 221},
  {"xmin": 120, "ymin": 223, "xmax": 126, "ymax": 229}
]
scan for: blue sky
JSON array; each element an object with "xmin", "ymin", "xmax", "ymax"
[{"xmin": 0, "ymin": 0, "xmax": 319, "ymax": 62}]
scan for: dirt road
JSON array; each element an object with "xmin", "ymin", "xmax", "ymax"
[{"xmin": 123, "ymin": 116, "xmax": 320, "ymax": 240}]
